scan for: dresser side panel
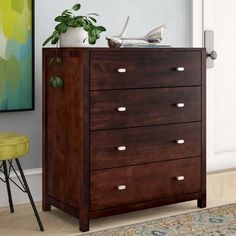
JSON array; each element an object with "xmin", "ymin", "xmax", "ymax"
[{"xmin": 43, "ymin": 49, "xmax": 87, "ymax": 210}]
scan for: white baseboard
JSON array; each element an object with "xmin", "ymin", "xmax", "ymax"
[
  {"xmin": 208, "ymin": 151, "xmax": 236, "ymax": 172},
  {"xmin": 0, "ymin": 168, "xmax": 42, "ymax": 208}
]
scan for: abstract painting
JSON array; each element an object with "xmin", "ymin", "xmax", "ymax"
[{"xmin": 0, "ymin": 0, "xmax": 34, "ymax": 112}]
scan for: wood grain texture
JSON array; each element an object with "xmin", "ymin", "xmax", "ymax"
[
  {"xmin": 91, "ymin": 122, "xmax": 201, "ymax": 170},
  {"xmin": 91, "ymin": 157, "xmax": 201, "ymax": 211},
  {"xmin": 90, "ymin": 51, "xmax": 202, "ymax": 90},
  {"xmin": 90, "ymin": 87, "xmax": 201, "ymax": 130},
  {"xmin": 90, "ymin": 193, "xmax": 203, "ymax": 219},
  {"xmin": 45, "ymin": 53, "xmax": 82, "ymax": 208}
]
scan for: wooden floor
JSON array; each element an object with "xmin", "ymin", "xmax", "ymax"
[{"xmin": 0, "ymin": 170, "xmax": 236, "ymax": 235}]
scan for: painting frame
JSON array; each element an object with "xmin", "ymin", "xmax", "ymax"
[{"xmin": 0, "ymin": 0, "xmax": 35, "ymax": 113}]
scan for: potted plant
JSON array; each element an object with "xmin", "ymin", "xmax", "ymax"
[{"xmin": 43, "ymin": 3, "xmax": 106, "ymax": 47}]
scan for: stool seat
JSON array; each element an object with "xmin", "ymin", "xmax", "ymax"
[
  {"xmin": 0, "ymin": 132, "xmax": 44, "ymax": 231},
  {"xmin": 0, "ymin": 132, "xmax": 29, "ymax": 161}
]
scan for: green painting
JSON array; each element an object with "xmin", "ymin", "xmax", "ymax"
[{"xmin": 0, "ymin": 0, "xmax": 34, "ymax": 111}]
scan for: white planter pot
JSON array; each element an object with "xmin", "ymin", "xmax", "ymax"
[{"xmin": 60, "ymin": 27, "xmax": 89, "ymax": 47}]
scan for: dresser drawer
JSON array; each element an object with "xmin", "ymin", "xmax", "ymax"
[
  {"xmin": 90, "ymin": 51, "xmax": 201, "ymax": 90},
  {"xmin": 91, "ymin": 123, "xmax": 201, "ymax": 170},
  {"xmin": 91, "ymin": 157, "xmax": 201, "ymax": 210},
  {"xmin": 90, "ymin": 87, "xmax": 201, "ymax": 130}
]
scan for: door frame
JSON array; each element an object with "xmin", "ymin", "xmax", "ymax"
[
  {"xmin": 192, "ymin": 0, "xmax": 203, "ymax": 47},
  {"xmin": 191, "ymin": 0, "xmax": 216, "ymax": 172}
]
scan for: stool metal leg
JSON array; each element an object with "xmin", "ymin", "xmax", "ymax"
[
  {"xmin": 2, "ymin": 161, "xmax": 14, "ymax": 213},
  {"xmin": 15, "ymin": 159, "xmax": 44, "ymax": 232}
]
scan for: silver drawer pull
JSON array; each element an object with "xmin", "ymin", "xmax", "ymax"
[
  {"xmin": 117, "ymin": 107, "xmax": 127, "ymax": 112},
  {"xmin": 117, "ymin": 68, "xmax": 127, "ymax": 73},
  {"xmin": 176, "ymin": 67, "xmax": 185, "ymax": 72},
  {"xmin": 176, "ymin": 103, "xmax": 185, "ymax": 108},
  {"xmin": 117, "ymin": 146, "xmax": 126, "ymax": 151},
  {"xmin": 176, "ymin": 176, "xmax": 185, "ymax": 181},
  {"xmin": 176, "ymin": 140, "xmax": 185, "ymax": 144},
  {"xmin": 117, "ymin": 185, "xmax": 127, "ymax": 191}
]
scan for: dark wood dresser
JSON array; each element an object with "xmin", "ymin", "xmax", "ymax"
[{"xmin": 43, "ymin": 48, "xmax": 206, "ymax": 232}]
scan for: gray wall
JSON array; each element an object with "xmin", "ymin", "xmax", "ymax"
[{"xmin": 0, "ymin": 0, "xmax": 192, "ymax": 170}]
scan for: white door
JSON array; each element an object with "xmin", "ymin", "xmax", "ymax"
[{"xmin": 193, "ymin": 0, "xmax": 236, "ymax": 172}]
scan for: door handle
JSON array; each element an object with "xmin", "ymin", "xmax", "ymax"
[
  {"xmin": 204, "ymin": 30, "xmax": 217, "ymax": 68},
  {"xmin": 207, "ymin": 51, "xmax": 217, "ymax": 60}
]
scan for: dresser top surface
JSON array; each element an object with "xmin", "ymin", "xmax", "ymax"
[{"xmin": 43, "ymin": 47, "xmax": 206, "ymax": 54}]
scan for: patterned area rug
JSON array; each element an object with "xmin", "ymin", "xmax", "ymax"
[{"xmin": 82, "ymin": 204, "xmax": 236, "ymax": 236}]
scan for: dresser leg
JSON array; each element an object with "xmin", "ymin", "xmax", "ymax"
[
  {"xmin": 197, "ymin": 197, "xmax": 206, "ymax": 208},
  {"xmin": 42, "ymin": 200, "xmax": 51, "ymax": 211},
  {"xmin": 79, "ymin": 214, "xmax": 89, "ymax": 232}
]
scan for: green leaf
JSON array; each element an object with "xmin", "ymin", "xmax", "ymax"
[
  {"xmin": 84, "ymin": 19, "xmax": 92, "ymax": 25},
  {"xmin": 88, "ymin": 30, "xmax": 97, "ymax": 45},
  {"xmin": 56, "ymin": 57, "xmax": 62, "ymax": 64},
  {"xmin": 88, "ymin": 36, "xmax": 96, "ymax": 45},
  {"xmin": 55, "ymin": 16, "xmax": 66, "ymax": 22},
  {"xmin": 43, "ymin": 35, "xmax": 54, "ymax": 46},
  {"xmin": 83, "ymin": 24, "xmax": 93, "ymax": 32},
  {"xmin": 55, "ymin": 23, "xmax": 67, "ymax": 33},
  {"xmin": 91, "ymin": 28, "xmax": 97, "ymax": 37},
  {"xmin": 72, "ymin": 4, "xmax": 81, "ymax": 11},
  {"xmin": 62, "ymin": 26, "xmax": 67, "ymax": 33},
  {"xmin": 52, "ymin": 30, "xmax": 59, "ymax": 37},
  {"xmin": 62, "ymin": 10, "xmax": 68, "ymax": 15},
  {"xmin": 62, "ymin": 10, "xmax": 72, "ymax": 16},
  {"xmin": 89, "ymin": 16, "xmax": 97, "ymax": 23},
  {"xmin": 65, "ymin": 16, "xmax": 73, "ymax": 25},
  {"xmin": 75, "ymin": 16, "xmax": 83, "ymax": 20},
  {"xmin": 50, "ymin": 75, "xmax": 64, "ymax": 88},
  {"xmin": 96, "ymin": 26, "xmax": 106, "ymax": 32},
  {"xmin": 87, "ymin": 13, "xmax": 99, "ymax": 16},
  {"xmin": 55, "ymin": 23, "xmax": 61, "ymax": 31},
  {"xmin": 75, "ymin": 17, "xmax": 85, "ymax": 27},
  {"xmin": 51, "ymin": 36, "xmax": 60, "ymax": 45},
  {"xmin": 67, "ymin": 18, "xmax": 78, "ymax": 27},
  {"xmin": 94, "ymin": 28, "xmax": 101, "ymax": 39}
]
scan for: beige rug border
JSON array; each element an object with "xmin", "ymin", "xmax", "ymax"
[{"xmin": 79, "ymin": 203, "xmax": 236, "ymax": 235}]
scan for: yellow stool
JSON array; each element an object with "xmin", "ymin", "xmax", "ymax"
[{"xmin": 0, "ymin": 132, "xmax": 44, "ymax": 231}]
